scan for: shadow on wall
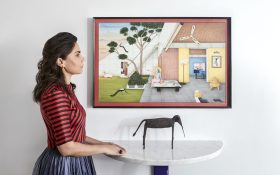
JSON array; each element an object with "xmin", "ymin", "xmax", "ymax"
[
  {"xmin": 120, "ymin": 163, "xmax": 152, "ymax": 175},
  {"xmin": 87, "ymin": 17, "xmax": 94, "ymax": 108},
  {"xmin": 94, "ymin": 154, "xmax": 150, "ymax": 175}
]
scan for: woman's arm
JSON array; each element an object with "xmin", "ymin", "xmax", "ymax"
[
  {"xmin": 85, "ymin": 136, "xmax": 108, "ymax": 145},
  {"xmin": 85, "ymin": 136, "xmax": 126, "ymax": 153},
  {"xmin": 57, "ymin": 141, "xmax": 126, "ymax": 157}
]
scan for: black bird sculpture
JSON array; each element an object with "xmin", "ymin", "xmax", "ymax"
[
  {"xmin": 133, "ymin": 115, "xmax": 185, "ymax": 149},
  {"xmin": 110, "ymin": 88, "xmax": 128, "ymax": 97}
]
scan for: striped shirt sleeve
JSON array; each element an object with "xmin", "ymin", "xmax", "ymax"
[{"xmin": 41, "ymin": 88, "xmax": 73, "ymax": 146}]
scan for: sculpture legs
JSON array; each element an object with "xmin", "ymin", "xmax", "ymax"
[
  {"xmin": 143, "ymin": 125, "xmax": 147, "ymax": 149},
  {"xmin": 172, "ymin": 126, "xmax": 174, "ymax": 149}
]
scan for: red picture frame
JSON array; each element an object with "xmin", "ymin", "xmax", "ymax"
[{"xmin": 93, "ymin": 17, "xmax": 231, "ymax": 108}]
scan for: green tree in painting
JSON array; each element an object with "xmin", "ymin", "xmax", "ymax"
[
  {"xmin": 107, "ymin": 41, "xmax": 138, "ymax": 73},
  {"xmin": 107, "ymin": 22, "xmax": 164, "ymax": 75}
]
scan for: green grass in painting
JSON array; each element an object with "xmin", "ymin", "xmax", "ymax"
[{"xmin": 99, "ymin": 76, "xmax": 145, "ymax": 102}]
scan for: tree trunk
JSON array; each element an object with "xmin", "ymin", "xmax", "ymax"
[
  {"xmin": 126, "ymin": 58, "xmax": 138, "ymax": 73},
  {"xmin": 140, "ymin": 48, "xmax": 143, "ymax": 75}
]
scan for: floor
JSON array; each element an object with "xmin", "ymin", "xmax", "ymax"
[{"xmin": 140, "ymin": 76, "xmax": 225, "ymax": 103}]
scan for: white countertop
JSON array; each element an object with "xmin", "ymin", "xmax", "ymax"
[{"xmin": 106, "ymin": 140, "xmax": 223, "ymax": 166}]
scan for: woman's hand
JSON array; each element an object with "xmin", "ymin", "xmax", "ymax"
[
  {"xmin": 103, "ymin": 144, "xmax": 127, "ymax": 156},
  {"xmin": 106, "ymin": 142, "xmax": 126, "ymax": 154}
]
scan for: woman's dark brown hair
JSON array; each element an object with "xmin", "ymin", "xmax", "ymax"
[{"xmin": 33, "ymin": 32, "xmax": 77, "ymax": 102}]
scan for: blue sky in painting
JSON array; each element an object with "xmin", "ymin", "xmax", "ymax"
[{"xmin": 99, "ymin": 23, "xmax": 131, "ymax": 34}]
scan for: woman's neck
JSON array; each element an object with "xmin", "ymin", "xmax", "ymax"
[{"xmin": 63, "ymin": 69, "xmax": 72, "ymax": 85}]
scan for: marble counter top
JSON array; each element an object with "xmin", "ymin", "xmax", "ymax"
[{"xmin": 106, "ymin": 140, "xmax": 223, "ymax": 166}]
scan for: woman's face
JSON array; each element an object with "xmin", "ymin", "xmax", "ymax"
[{"xmin": 63, "ymin": 43, "xmax": 84, "ymax": 75}]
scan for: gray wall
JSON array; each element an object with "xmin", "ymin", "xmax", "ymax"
[{"xmin": 1, "ymin": 0, "xmax": 280, "ymax": 174}]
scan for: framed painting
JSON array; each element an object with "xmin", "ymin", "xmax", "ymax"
[
  {"xmin": 93, "ymin": 17, "xmax": 231, "ymax": 108},
  {"xmin": 212, "ymin": 56, "xmax": 222, "ymax": 68}
]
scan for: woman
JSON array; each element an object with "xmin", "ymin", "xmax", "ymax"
[{"xmin": 32, "ymin": 32, "xmax": 126, "ymax": 175}]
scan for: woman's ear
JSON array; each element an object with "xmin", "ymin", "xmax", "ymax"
[{"xmin": 56, "ymin": 58, "xmax": 65, "ymax": 68}]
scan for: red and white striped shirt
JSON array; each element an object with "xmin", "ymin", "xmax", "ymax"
[{"xmin": 40, "ymin": 83, "xmax": 86, "ymax": 148}]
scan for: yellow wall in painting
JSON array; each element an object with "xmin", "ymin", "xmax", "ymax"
[
  {"xmin": 207, "ymin": 48, "xmax": 226, "ymax": 83},
  {"xmin": 178, "ymin": 48, "xmax": 189, "ymax": 83}
]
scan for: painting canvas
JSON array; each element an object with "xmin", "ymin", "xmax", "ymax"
[{"xmin": 93, "ymin": 17, "xmax": 231, "ymax": 108}]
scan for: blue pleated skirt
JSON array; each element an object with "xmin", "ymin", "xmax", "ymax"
[{"xmin": 33, "ymin": 148, "xmax": 96, "ymax": 175}]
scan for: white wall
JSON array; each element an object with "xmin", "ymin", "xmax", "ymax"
[{"xmin": 1, "ymin": 0, "xmax": 280, "ymax": 174}]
